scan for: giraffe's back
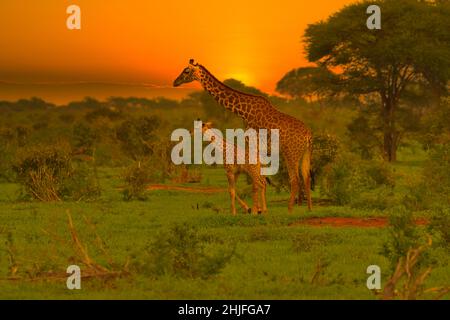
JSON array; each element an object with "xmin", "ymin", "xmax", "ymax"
[{"xmin": 247, "ymin": 105, "xmax": 312, "ymax": 158}]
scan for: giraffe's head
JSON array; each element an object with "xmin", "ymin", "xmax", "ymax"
[
  {"xmin": 201, "ymin": 121, "xmax": 213, "ymax": 132},
  {"xmin": 192, "ymin": 119, "xmax": 216, "ymax": 141},
  {"xmin": 202, "ymin": 121, "xmax": 217, "ymax": 142},
  {"xmin": 173, "ymin": 59, "xmax": 201, "ymax": 87}
]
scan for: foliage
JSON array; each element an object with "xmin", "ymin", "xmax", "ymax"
[
  {"xmin": 347, "ymin": 104, "xmax": 382, "ymax": 159},
  {"xmin": 311, "ymin": 134, "xmax": 339, "ymax": 179},
  {"xmin": 423, "ymin": 143, "xmax": 450, "ymax": 203},
  {"xmin": 12, "ymin": 142, "xmax": 100, "ymax": 201},
  {"xmin": 72, "ymin": 122, "xmax": 98, "ymax": 156},
  {"xmin": 276, "ymin": 66, "xmax": 340, "ymax": 101},
  {"xmin": 121, "ymin": 161, "xmax": 156, "ymax": 201},
  {"xmin": 61, "ymin": 161, "xmax": 101, "ymax": 201},
  {"xmin": 428, "ymin": 208, "xmax": 450, "ymax": 252},
  {"xmin": 418, "ymin": 97, "xmax": 450, "ymax": 149},
  {"xmin": 403, "ymin": 143, "xmax": 450, "ymax": 210},
  {"xmin": 115, "ymin": 116, "xmax": 161, "ymax": 161},
  {"xmin": 271, "ymin": 133, "xmax": 339, "ymax": 192},
  {"xmin": 380, "ymin": 206, "xmax": 450, "ymax": 300},
  {"xmin": 381, "ymin": 207, "xmax": 422, "ymax": 271},
  {"xmin": 380, "ymin": 237, "xmax": 448, "ymax": 300},
  {"xmin": 303, "ymin": 0, "xmax": 450, "ymax": 161},
  {"xmin": 0, "ymin": 128, "xmax": 18, "ymax": 182},
  {"xmin": 319, "ymin": 153, "xmax": 396, "ymax": 208},
  {"xmin": 135, "ymin": 224, "xmax": 235, "ymax": 279}
]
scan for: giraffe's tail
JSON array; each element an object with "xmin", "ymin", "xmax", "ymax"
[{"xmin": 307, "ymin": 135, "xmax": 314, "ymax": 191}]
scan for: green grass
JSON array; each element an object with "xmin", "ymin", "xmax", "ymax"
[{"xmin": 0, "ymin": 162, "xmax": 448, "ymax": 300}]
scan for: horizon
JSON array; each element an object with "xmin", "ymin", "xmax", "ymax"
[{"xmin": 0, "ymin": 0, "xmax": 357, "ymax": 103}]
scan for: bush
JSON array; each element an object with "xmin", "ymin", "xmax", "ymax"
[
  {"xmin": 271, "ymin": 133, "xmax": 339, "ymax": 192},
  {"xmin": 428, "ymin": 208, "xmax": 450, "ymax": 251},
  {"xmin": 381, "ymin": 207, "xmax": 421, "ymax": 270},
  {"xmin": 121, "ymin": 161, "xmax": 156, "ymax": 201},
  {"xmin": 379, "ymin": 206, "xmax": 450, "ymax": 300},
  {"xmin": 311, "ymin": 134, "xmax": 339, "ymax": 178},
  {"xmin": 319, "ymin": 153, "xmax": 396, "ymax": 207},
  {"xmin": 424, "ymin": 144, "xmax": 450, "ymax": 203},
  {"xmin": 13, "ymin": 142, "xmax": 100, "ymax": 201},
  {"xmin": 72, "ymin": 122, "xmax": 97, "ymax": 156},
  {"xmin": 347, "ymin": 107, "xmax": 381, "ymax": 160},
  {"xmin": 115, "ymin": 116, "xmax": 161, "ymax": 161},
  {"xmin": 134, "ymin": 224, "xmax": 235, "ymax": 279},
  {"xmin": 403, "ymin": 143, "xmax": 450, "ymax": 210},
  {"xmin": 60, "ymin": 161, "xmax": 101, "ymax": 201},
  {"xmin": 0, "ymin": 129, "xmax": 16, "ymax": 182}
]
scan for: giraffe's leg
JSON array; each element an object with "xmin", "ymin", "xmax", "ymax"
[
  {"xmin": 286, "ymin": 161, "xmax": 300, "ymax": 213},
  {"xmin": 297, "ymin": 178, "xmax": 304, "ymax": 206},
  {"xmin": 233, "ymin": 171, "xmax": 251, "ymax": 213},
  {"xmin": 247, "ymin": 167, "xmax": 264, "ymax": 214},
  {"xmin": 260, "ymin": 178, "xmax": 268, "ymax": 214},
  {"xmin": 226, "ymin": 171, "xmax": 237, "ymax": 215},
  {"xmin": 251, "ymin": 182, "xmax": 259, "ymax": 215},
  {"xmin": 235, "ymin": 194, "xmax": 251, "ymax": 213},
  {"xmin": 301, "ymin": 149, "xmax": 313, "ymax": 211}
]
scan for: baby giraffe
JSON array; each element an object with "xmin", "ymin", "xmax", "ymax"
[{"xmin": 201, "ymin": 121, "xmax": 267, "ymax": 215}]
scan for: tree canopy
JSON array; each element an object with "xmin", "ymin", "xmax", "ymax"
[
  {"xmin": 276, "ymin": 67, "xmax": 340, "ymax": 101},
  {"xmin": 303, "ymin": 0, "xmax": 450, "ymax": 161}
]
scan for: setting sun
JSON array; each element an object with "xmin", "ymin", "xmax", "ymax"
[{"xmin": 0, "ymin": 0, "xmax": 357, "ymax": 103}]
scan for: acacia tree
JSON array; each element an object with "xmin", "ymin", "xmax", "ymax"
[
  {"xmin": 304, "ymin": 0, "xmax": 450, "ymax": 161},
  {"xmin": 276, "ymin": 66, "xmax": 339, "ymax": 102}
]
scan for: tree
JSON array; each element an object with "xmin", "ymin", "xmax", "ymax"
[
  {"xmin": 276, "ymin": 66, "xmax": 339, "ymax": 102},
  {"xmin": 304, "ymin": 0, "xmax": 450, "ymax": 161},
  {"xmin": 115, "ymin": 116, "xmax": 161, "ymax": 161}
]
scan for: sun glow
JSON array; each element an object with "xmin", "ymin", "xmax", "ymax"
[
  {"xmin": 0, "ymin": 0, "xmax": 357, "ymax": 101},
  {"xmin": 224, "ymin": 72, "xmax": 255, "ymax": 86}
]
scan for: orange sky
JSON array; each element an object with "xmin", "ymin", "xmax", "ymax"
[{"xmin": 0, "ymin": 0, "xmax": 357, "ymax": 101}]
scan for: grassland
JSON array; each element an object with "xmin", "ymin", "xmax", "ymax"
[{"xmin": 0, "ymin": 148, "xmax": 448, "ymax": 300}]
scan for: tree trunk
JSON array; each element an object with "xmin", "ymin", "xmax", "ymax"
[
  {"xmin": 383, "ymin": 130, "xmax": 398, "ymax": 162},
  {"xmin": 381, "ymin": 97, "xmax": 399, "ymax": 162}
]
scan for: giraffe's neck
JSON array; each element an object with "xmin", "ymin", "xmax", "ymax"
[
  {"xmin": 197, "ymin": 65, "xmax": 269, "ymax": 123},
  {"xmin": 208, "ymin": 133, "xmax": 244, "ymax": 163}
]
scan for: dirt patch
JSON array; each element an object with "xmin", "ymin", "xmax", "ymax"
[
  {"xmin": 146, "ymin": 184, "xmax": 226, "ymax": 194},
  {"xmin": 291, "ymin": 217, "xmax": 429, "ymax": 228}
]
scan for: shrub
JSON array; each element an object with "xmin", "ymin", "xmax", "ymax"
[
  {"xmin": 347, "ymin": 107, "xmax": 381, "ymax": 160},
  {"xmin": 271, "ymin": 133, "xmax": 339, "ymax": 192},
  {"xmin": 319, "ymin": 153, "xmax": 396, "ymax": 207},
  {"xmin": 121, "ymin": 161, "xmax": 156, "ymax": 201},
  {"xmin": 381, "ymin": 206, "xmax": 422, "ymax": 271},
  {"xmin": 403, "ymin": 143, "xmax": 450, "ymax": 210},
  {"xmin": 72, "ymin": 122, "xmax": 97, "ymax": 156},
  {"xmin": 311, "ymin": 134, "xmax": 339, "ymax": 179},
  {"xmin": 12, "ymin": 142, "xmax": 100, "ymax": 201},
  {"xmin": 424, "ymin": 144, "xmax": 450, "ymax": 204},
  {"xmin": 60, "ymin": 161, "xmax": 101, "ymax": 201},
  {"xmin": 428, "ymin": 208, "xmax": 450, "ymax": 251},
  {"xmin": 134, "ymin": 224, "xmax": 235, "ymax": 279},
  {"xmin": 115, "ymin": 116, "xmax": 161, "ymax": 161},
  {"xmin": 380, "ymin": 206, "xmax": 449, "ymax": 300},
  {"xmin": 0, "ymin": 128, "xmax": 16, "ymax": 182}
]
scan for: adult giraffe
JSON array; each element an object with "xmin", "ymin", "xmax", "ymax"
[{"xmin": 174, "ymin": 59, "xmax": 312, "ymax": 211}]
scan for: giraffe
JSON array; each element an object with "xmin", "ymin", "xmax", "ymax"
[
  {"xmin": 174, "ymin": 59, "xmax": 312, "ymax": 212},
  {"xmin": 198, "ymin": 121, "xmax": 267, "ymax": 215}
]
